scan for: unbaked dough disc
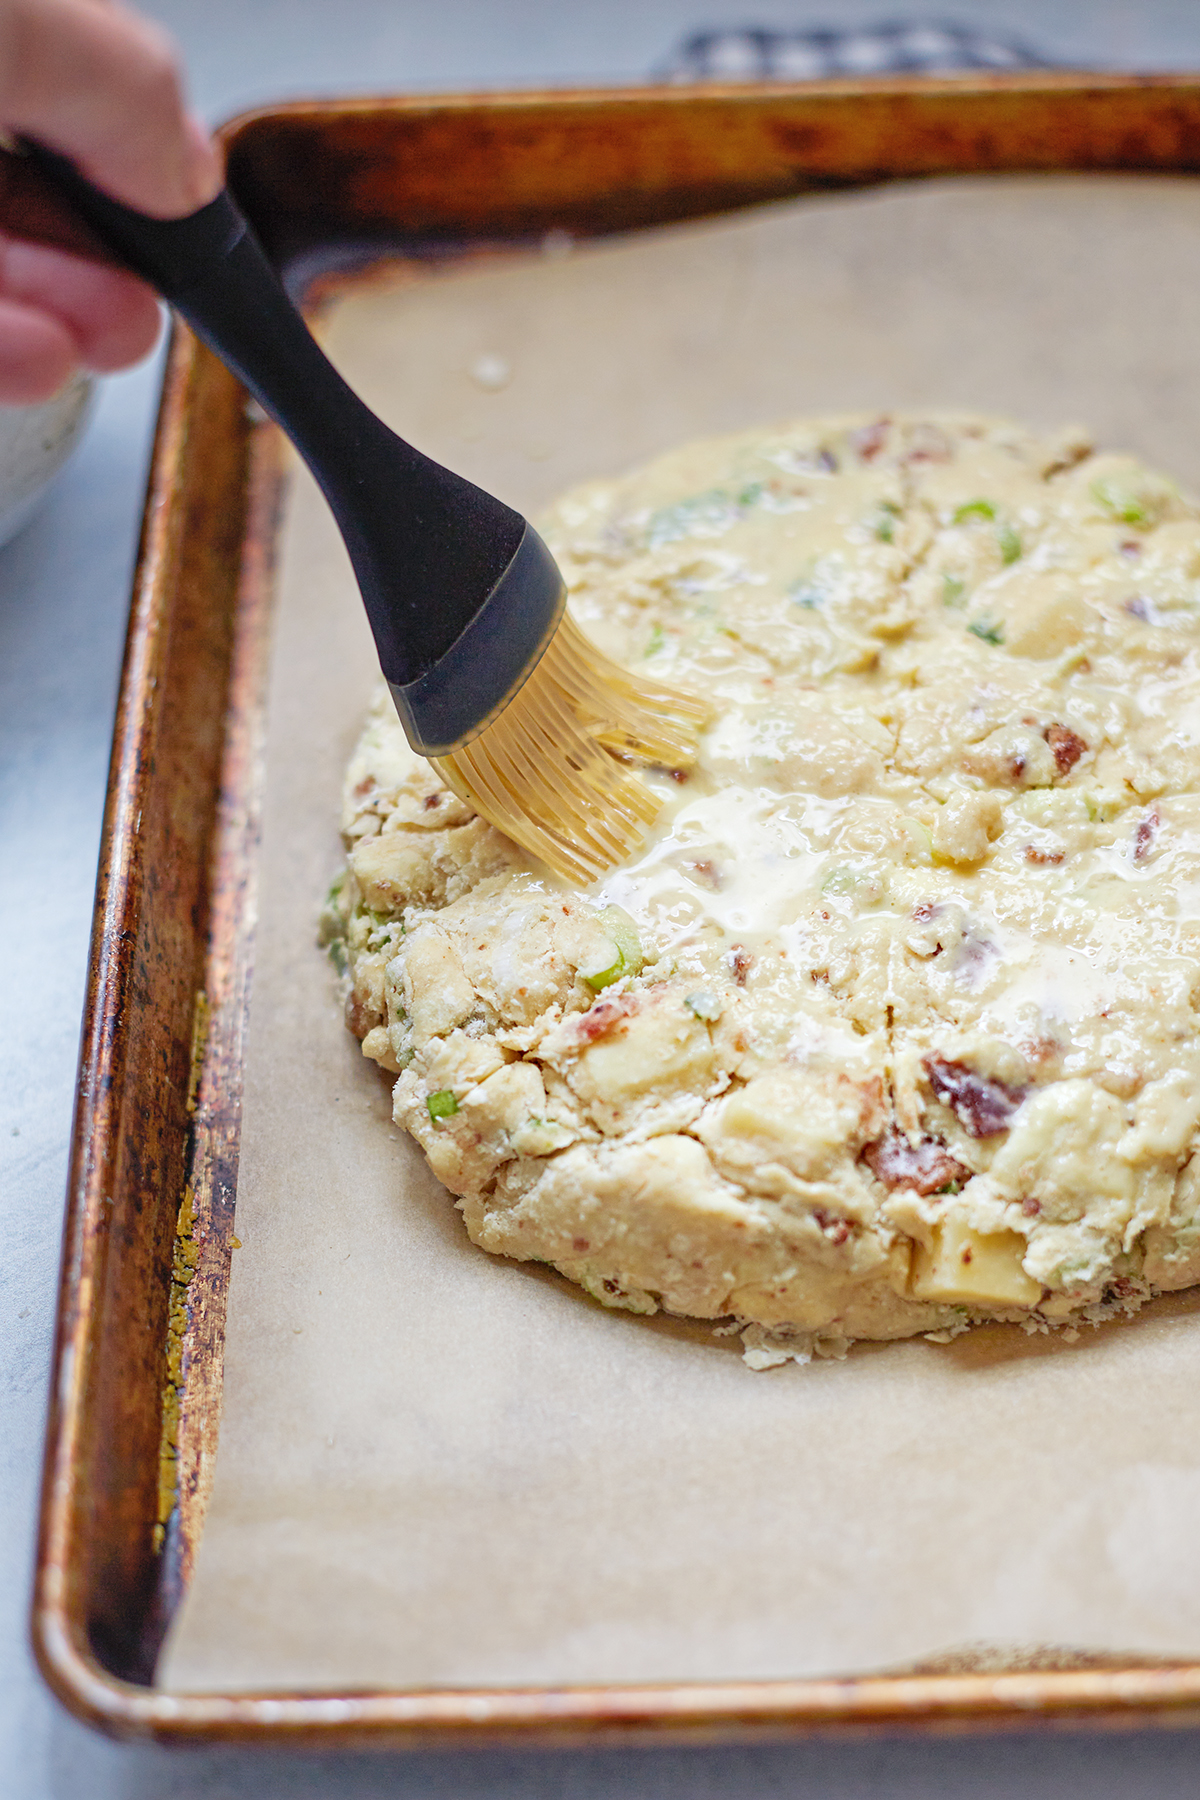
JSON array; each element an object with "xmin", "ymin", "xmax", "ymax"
[{"xmin": 325, "ymin": 412, "xmax": 1200, "ymax": 1366}]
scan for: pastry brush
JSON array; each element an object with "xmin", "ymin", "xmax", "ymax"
[{"xmin": 20, "ymin": 140, "xmax": 709, "ymax": 883}]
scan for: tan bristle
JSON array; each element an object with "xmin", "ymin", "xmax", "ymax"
[{"xmin": 431, "ymin": 612, "xmax": 712, "ymax": 884}]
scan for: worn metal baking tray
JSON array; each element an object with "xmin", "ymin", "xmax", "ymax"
[{"xmin": 31, "ymin": 74, "xmax": 1200, "ymax": 1746}]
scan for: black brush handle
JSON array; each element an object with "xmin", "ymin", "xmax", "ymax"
[{"xmin": 19, "ymin": 138, "xmax": 525, "ymax": 689}]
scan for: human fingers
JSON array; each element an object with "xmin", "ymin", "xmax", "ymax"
[
  {"xmin": 0, "ymin": 142, "xmax": 109, "ymax": 258},
  {"xmin": 0, "ymin": 0, "xmax": 221, "ymax": 218},
  {"xmin": 0, "ymin": 230, "xmax": 160, "ymax": 370},
  {"xmin": 0, "ymin": 294, "xmax": 75, "ymax": 401}
]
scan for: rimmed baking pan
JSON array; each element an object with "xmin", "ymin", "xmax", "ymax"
[{"xmin": 31, "ymin": 73, "xmax": 1200, "ymax": 1746}]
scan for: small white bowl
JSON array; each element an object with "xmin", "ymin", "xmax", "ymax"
[{"xmin": 0, "ymin": 372, "xmax": 94, "ymax": 547}]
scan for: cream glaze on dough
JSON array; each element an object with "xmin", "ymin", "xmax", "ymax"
[{"xmin": 325, "ymin": 413, "xmax": 1200, "ymax": 1365}]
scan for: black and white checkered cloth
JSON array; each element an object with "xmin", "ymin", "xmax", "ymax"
[{"xmin": 658, "ymin": 18, "xmax": 1047, "ymax": 82}]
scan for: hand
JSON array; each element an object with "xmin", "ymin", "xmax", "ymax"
[{"xmin": 0, "ymin": 0, "xmax": 221, "ymax": 402}]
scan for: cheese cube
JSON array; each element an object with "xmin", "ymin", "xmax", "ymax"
[{"xmin": 910, "ymin": 1217, "xmax": 1041, "ymax": 1306}]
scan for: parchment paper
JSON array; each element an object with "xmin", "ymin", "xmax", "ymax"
[{"xmin": 163, "ymin": 176, "xmax": 1200, "ymax": 1692}]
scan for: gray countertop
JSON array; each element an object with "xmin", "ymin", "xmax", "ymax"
[{"xmin": 7, "ymin": 3, "xmax": 1200, "ymax": 1793}]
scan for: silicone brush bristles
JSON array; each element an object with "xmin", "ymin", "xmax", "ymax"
[{"xmin": 432, "ymin": 611, "xmax": 712, "ymax": 884}]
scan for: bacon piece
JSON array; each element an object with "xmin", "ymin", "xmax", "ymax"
[
  {"xmin": 1104, "ymin": 1276, "xmax": 1137, "ymax": 1301},
  {"xmin": 861, "ymin": 1128, "xmax": 969, "ymax": 1196},
  {"xmin": 729, "ymin": 945, "xmax": 754, "ymax": 986},
  {"xmin": 1044, "ymin": 724, "xmax": 1086, "ymax": 776},
  {"xmin": 812, "ymin": 1207, "xmax": 852, "ymax": 1246},
  {"xmin": 924, "ymin": 1056, "xmax": 1026, "ymax": 1138},
  {"xmin": 953, "ymin": 933, "xmax": 997, "ymax": 983},
  {"xmin": 573, "ymin": 993, "xmax": 638, "ymax": 1044},
  {"xmin": 850, "ymin": 418, "xmax": 890, "ymax": 462},
  {"xmin": 345, "ymin": 986, "xmax": 380, "ymax": 1040},
  {"xmin": 1133, "ymin": 807, "xmax": 1159, "ymax": 862},
  {"xmin": 1024, "ymin": 845, "xmax": 1064, "ymax": 865},
  {"xmin": 903, "ymin": 422, "xmax": 952, "ymax": 465},
  {"xmin": 685, "ymin": 858, "xmax": 723, "ymax": 890}
]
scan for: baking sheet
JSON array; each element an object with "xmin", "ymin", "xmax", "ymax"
[{"xmin": 162, "ymin": 175, "xmax": 1200, "ymax": 1693}]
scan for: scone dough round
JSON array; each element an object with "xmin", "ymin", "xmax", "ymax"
[{"xmin": 326, "ymin": 412, "xmax": 1200, "ymax": 1365}]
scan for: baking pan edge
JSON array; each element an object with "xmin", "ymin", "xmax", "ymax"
[{"xmin": 32, "ymin": 72, "xmax": 1200, "ymax": 1745}]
